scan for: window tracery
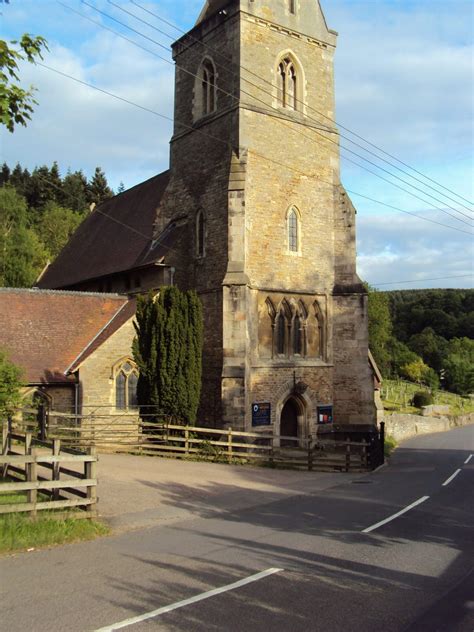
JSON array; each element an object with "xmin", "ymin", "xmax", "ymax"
[
  {"xmin": 196, "ymin": 58, "xmax": 217, "ymax": 119},
  {"xmin": 114, "ymin": 359, "xmax": 139, "ymax": 410},
  {"xmin": 278, "ymin": 57, "xmax": 298, "ymax": 111}
]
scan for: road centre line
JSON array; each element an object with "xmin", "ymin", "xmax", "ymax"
[
  {"xmin": 362, "ymin": 496, "xmax": 430, "ymax": 534},
  {"xmin": 465, "ymin": 455, "xmax": 473, "ymax": 465},
  {"xmin": 442, "ymin": 469, "xmax": 462, "ymax": 486},
  {"xmin": 94, "ymin": 568, "xmax": 284, "ymax": 632}
]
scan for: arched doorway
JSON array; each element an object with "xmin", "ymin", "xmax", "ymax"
[{"xmin": 280, "ymin": 397, "xmax": 299, "ymax": 447}]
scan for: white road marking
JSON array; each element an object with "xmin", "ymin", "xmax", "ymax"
[
  {"xmin": 464, "ymin": 454, "xmax": 473, "ymax": 465},
  {"xmin": 94, "ymin": 567, "xmax": 284, "ymax": 631},
  {"xmin": 442, "ymin": 469, "xmax": 462, "ymax": 486},
  {"xmin": 362, "ymin": 496, "xmax": 430, "ymax": 534}
]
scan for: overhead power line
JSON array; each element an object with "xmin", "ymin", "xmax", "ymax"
[
  {"xmin": 87, "ymin": 0, "xmax": 473, "ymax": 227},
  {"xmin": 129, "ymin": 0, "xmax": 474, "ymax": 213},
  {"xmin": 373, "ymin": 275, "xmax": 473, "ymax": 287},
  {"xmin": 36, "ymin": 61, "xmax": 473, "ymax": 238}
]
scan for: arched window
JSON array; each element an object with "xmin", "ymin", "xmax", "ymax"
[
  {"xmin": 293, "ymin": 314, "xmax": 303, "ymax": 355},
  {"xmin": 115, "ymin": 360, "xmax": 139, "ymax": 410},
  {"xmin": 287, "ymin": 206, "xmax": 299, "ymax": 252},
  {"xmin": 196, "ymin": 210, "xmax": 205, "ymax": 257},
  {"xmin": 200, "ymin": 59, "xmax": 216, "ymax": 117},
  {"xmin": 278, "ymin": 57, "xmax": 298, "ymax": 110},
  {"xmin": 276, "ymin": 310, "xmax": 286, "ymax": 355}
]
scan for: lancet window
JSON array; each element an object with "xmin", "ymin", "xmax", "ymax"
[
  {"xmin": 200, "ymin": 59, "xmax": 216, "ymax": 116},
  {"xmin": 196, "ymin": 210, "xmax": 205, "ymax": 257},
  {"xmin": 278, "ymin": 57, "xmax": 298, "ymax": 111},
  {"xmin": 115, "ymin": 359, "xmax": 138, "ymax": 410}
]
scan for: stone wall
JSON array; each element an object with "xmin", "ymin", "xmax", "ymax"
[
  {"xmin": 78, "ymin": 318, "xmax": 136, "ymax": 411},
  {"xmin": 384, "ymin": 413, "xmax": 474, "ymax": 443}
]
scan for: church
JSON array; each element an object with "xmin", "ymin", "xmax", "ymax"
[{"xmin": 38, "ymin": 0, "xmax": 376, "ymax": 439}]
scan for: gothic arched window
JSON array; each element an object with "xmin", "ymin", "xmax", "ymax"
[
  {"xmin": 276, "ymin": 310, "xmax": 286, "ymax": 355},
  {"xmin": 200, "ymin": 59, "xmax": 216, "ymax": 117},
  {"xmin": 293, "ymin": 314, "xmax": 303, "ymax": 355},
  {"xmin": 115, "ymin": 360, "xmax": 139, "ymax": 410},
  {"xmin": 196, "ymin": 210, "xmax": 205, "ymax": 257},
  {"xmin": 278, "ymin": 57, "xmax": 298, "ymax": 111},
  {"xmin": 287, "ymin": 206, "xmax": 300, "ymax": 252}
]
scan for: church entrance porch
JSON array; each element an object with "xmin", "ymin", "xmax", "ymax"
[{"xmin": 279, "ymin": 395, "xmax": 306, "ymax": 448}]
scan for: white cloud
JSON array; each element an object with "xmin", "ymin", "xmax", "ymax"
[{"xmin": 356, "ymin": 212, "xmax": 473, "ymax": 289}]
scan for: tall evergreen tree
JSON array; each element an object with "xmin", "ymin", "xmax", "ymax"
[
  {"xmin": 133, "ymin": 288, "xmax": 203, "ymax": 424},
  {"xmin": 0, "ymin": 163, "xmax": 10, "ymax": 185},
  {"xmin": 87, "ymin": 166, "xmax": 113, "ymax": 206},
  {"xmin": 61, "ymin": 169, "xmax": 89, "ymax": 213}
]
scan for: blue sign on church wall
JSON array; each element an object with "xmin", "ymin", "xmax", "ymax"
[{"xmin": 252, "ymin": 403, "xmax": 271, "ymax": 427}]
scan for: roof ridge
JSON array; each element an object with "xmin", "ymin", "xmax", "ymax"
[{"xmin": 0, "ymin": 287, "xmax": 129, "ymax": 299}]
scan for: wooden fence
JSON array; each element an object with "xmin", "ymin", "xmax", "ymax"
[
  {"xmin": 1, "ymin": 422, "xmax": 98, "ymax": 519},
  {"xmin": 11, "ymin": 411, "xmax": 379, "ymax": 472}
]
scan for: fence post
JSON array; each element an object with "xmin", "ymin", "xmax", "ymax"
[
  {"xmin": 345, "ymin": 443, "xmax": 351, "ymax": 472},
  {"xmin": 52, "ymin": 438, "xmax": 61, "ymax": 501},
  {"xmin": 227, "ymin": 427, "xmax": 233, "ymax": 463},
  {"xmin": 85, "ymin": 446, "xmax": 97, "ymax": 516},
  {"xmin": 361, "ymin": 440, "xmax": 368, "ymax": 469},
  {"xmin": 25, "ymin": 432, "xmax": 32, "ymax": 455},
  {"xmin": 380, "ymin": 421, "xmax": 385, "ymax": 466},
  {"xmin": 27, "ymin": 448, "xmax": 38, "ymax": 519},
  {"xmin": 307, "ymin": 435, "xmax": 313, "ymax": 471},
  {"xmin": 184, "ymin": 427, "xmax": 189, "ymax": 456},
  {"xmin": 2, "ymin": 419, "xmax": 10, "ymax": 478}
]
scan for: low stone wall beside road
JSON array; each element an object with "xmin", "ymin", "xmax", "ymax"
[{"xmin": 384, "ymin": 412, "xmax": 474, "ymax": 443}]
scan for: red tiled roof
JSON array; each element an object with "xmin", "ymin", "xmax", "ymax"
[
  {"xmin": 0, "ymin": 289, "xmax": 134, "ymax": 384},
  {"xmin": 38, "ymin": 171, "xmax": 170, "ymax": 290}
]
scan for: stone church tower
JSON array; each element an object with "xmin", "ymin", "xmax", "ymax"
[
  {"xmin": 156, "ymin": 0, "xmax": 376, "ymax": 436},
  {"xmin": 39, "ymin": 0, "xmax": 376, "ymax": 437}
]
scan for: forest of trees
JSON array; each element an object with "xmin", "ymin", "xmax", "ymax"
[
  {"xmin": 368, "ymin": 288, "xmax": 474, "ymax": 397},
  {"xmin": 0, "ymin": 161, "xmax": 117, "ymax": 287}
]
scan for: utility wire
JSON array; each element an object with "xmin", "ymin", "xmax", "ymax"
[
  {"xmin": 90, "ymin": 0, "xmax": 473, "ymax": 226},
  {"xmin": 36, "ymin": 61, "xmax": 473, "ymax": 238},
  {"xmin": 129, "ymin": 0, "xmax": 474, "ymax": 212},
  {"xmin": 374, "ymin": 275, "xmax": 473, "ymax": 287}
]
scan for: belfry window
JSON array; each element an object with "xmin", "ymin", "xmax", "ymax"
[
  {"xmin": 115, "ymin": 360, "xmax": 138, "ymax": 410},
  {"xmin": 288, "ymin": 207, "xmax": 299, "ymax": 252},
  {"xmin": 196, "ymin": 210, "xmax": 205, "ymax": 257},
  {"xmin": 278, "ymin": 57, "xmax": 298, "ymax": 111},
  {"xmin": 201, "ymin": 59, "xmax": 216, "ymax": 116}
]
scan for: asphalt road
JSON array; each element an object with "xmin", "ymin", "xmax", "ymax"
[{"xmin": 1, "ymin": 425, "xmax": 473, "ymax": 632}]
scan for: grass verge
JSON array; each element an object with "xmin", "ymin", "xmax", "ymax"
[
  {"xmin": 384, "ymin": 435, "xmax": 397, "ymax": 457},
  {"xmin": 0, "ymin": 485, "xmax": 109, "ymax": 554},
  {"xmin": 0, "ymin": 512, "xmax": 109, "ymax": 554}
]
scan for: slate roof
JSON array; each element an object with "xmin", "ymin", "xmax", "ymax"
[
  {"xmin": 38, "ymin": 170, "xmax": 170, "ymax": 290},
  {"xmin": 0, "ymin": 289, "xmax": 135, "ymax": 384}
]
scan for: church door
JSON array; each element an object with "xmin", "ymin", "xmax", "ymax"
[{"xmin": 280, "ymin": 398, "xmax": 299, "ymax": 447}]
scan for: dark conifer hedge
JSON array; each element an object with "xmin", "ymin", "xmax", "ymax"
[{"xmin": 133, "ymin": 288, "xmax": 203, "ymax": 424}]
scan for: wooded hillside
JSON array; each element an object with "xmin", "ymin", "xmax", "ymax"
[
  {"xmin": 0, "ymin": 161, "xmax": 118, "ymax": 287},
  {"xmin": 369, "ymin": 288, "xmax": 474, "ymax": 396}
]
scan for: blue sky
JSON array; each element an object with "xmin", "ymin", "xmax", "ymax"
[{"xmin": 1, "ymin": 0, "xmax": 473, "ymax": 289}]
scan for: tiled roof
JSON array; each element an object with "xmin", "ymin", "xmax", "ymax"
[
  {"xmin": 0, "ymin": 289, "xmax": 134, "ymax": 384},
  {"xmin": 38, "ymin": 170, "xmax": 170, "ymax": 290}
]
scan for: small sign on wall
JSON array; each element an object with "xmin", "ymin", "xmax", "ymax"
[
  {"xmin": 252, "ymin": 402, "xmax": 271, "ymax": 427},
  {"xmin": 317, "ymin": 406, "xmax": 333, "ymax": 425}
]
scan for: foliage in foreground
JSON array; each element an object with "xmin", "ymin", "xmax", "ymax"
[
  {"xmin": 0, "ymin": 348, "xmax": 24, "ymax": 416},
  {"xmin": 0, "ymin": 512, "xmax": 109, "ymax": 554},
  {"xmin": 0, "ymin": 34, "xmax": 48, "ymax": 133}
]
